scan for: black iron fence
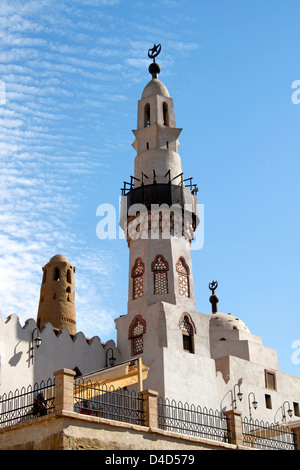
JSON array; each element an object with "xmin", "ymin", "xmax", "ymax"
[
  {"xmin": 119, "ymin": 182, "xmax": 199, "ymax": 228},
  {"xmin": 74, "ymin": 379, "xmax": 144, "ymax": 426},
  {"xmin": 0, "ymin": 379, "xmax": 55, "ymax": 429},
  {"xmin": 157, "ymin": 397, "xmax": 231, "ymax": 444},
  {"xmin": 242, "ymin": 417, "xmax": 296, "ymax": 450},
  {"xmin": 0, "ymin": 376, "xmax": 297, "ymax": 451}
]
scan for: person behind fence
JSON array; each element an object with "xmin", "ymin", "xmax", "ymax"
[
  {"xmin": 32, "ymin": 393, "xmax": 47, "ymax": 417},
  {"xmin": 80, "ymin": 400, "xmax": 92, "ymax": 415}
]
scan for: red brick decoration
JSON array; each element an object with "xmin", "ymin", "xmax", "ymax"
[
  {"xmin": 176, "ymin": 257, "xmax": 190, "ymax": 297},
  {"xmin": 151, "ymin": 254, "xmax": 169, "ymax": 295},
  {"xmin": 179, "ymin": 312, "xmax": 196, "ymax": 353},
  {"xmin": 129, "ymin": 315, "xmax": 146, "ymax": 356},
  {"xmin": 132, "ymin": 257, "xmax": 145, "ymax": 300}
]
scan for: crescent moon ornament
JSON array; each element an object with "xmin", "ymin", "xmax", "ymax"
[
  {"xmin": 148, "ymin": 43, "xmax": 161, "ymax": 59},
  {"xmin": 209, "ymin": 280, "xmax": 218, "ymax": 293}
]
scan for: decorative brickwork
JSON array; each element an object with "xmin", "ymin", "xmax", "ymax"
[
  {"xmin": 129, "ymin": 315, "xmax": 146, "ymax": 356},
  {"xmin": 132, "ymin": 258, "xmax": 145, "ymax": 300},
  {"xmin": 151, "ymin": 254, "xmax": 169, "ymax": 295},
  {"xmin": 176, "ymin": 257, "xmax": 190, "ymax": 297}
]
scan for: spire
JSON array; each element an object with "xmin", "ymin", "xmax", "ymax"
[
  {"xmin": 148, "ymin": 43, "xmax": 162, "ymax": 79},
  {"xmin": 209, "ymin": 280, "xmax": 219, "ymax": 313}
]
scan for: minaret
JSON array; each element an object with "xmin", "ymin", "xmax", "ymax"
[
  {"xmin": 115, "ymin": 46, "xmax": 221, "ymax": 407},
  {"xmin": 37, "ymin": 254, "xmax": 77, "ymax": 335},
  {"xmin": 119, "ymin": 44, "xmax": 199, "ymax": 311}
]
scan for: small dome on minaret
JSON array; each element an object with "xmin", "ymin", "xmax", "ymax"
[
  {"xmin": 37, "ymin": 254, "xmax": 77, "ymax": 335},
  {"xmin": 141, "ymin": 78, "xmax": 170, "ymax": 100},
  {"xmin": 141, "ymin": 43, "xmax": 170, "ymax": 99}
]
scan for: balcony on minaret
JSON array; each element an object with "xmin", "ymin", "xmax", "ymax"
[{"xmin": 119, "ymin": 174, "xmax": 199, "ymax": 241}]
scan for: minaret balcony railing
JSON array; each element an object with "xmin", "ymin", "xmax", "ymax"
[{"xmin": 119, "ymin": 182, "xmax": 199, "ymax": 228}]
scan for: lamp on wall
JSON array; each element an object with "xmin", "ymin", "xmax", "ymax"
[
  {"xmin": 105, "ymin": 348, "xmax": 116, "ymax": 367},
  {"xmin": 30, "ymin": 327, "xmax": 42, "ymax": 363},
  {"xmin": 33, "ymin": 328, "xmax": 42, "ymax": 348},
  {"xmin": 282, "ymin": 401, "xmax": 293, "ymax": 422},
  {"xmin": 231, "ymin": 383, "xmax": 243, "ymax": 409},
  {"xmin": 248, "ymin": 392, "xmax": 258, "ymax": 419}
]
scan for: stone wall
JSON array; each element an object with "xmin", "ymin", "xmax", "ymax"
[
  {"xmin": 0, "ymin": 313, "xmax": 119, "ymax": 394},
  {"xmin": 0, "ymin": 410, "xmax": 237, "ymax": 451}
]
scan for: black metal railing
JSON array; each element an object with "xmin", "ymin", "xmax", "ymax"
[
  {"xmin": 74, "ymin": 379, "xmax": 144, "ymax": 426},
  {"xmin": 157, "ymin": 397, "xmax": 231, "ymax": 443},
  {"xmin": 0, "ymin": 379, "xmax": 55, "ymax": 429},
  {"xmin": 119, "ymin": 182, "xmax": 199, "ymax": 228},
  {"xmin": 242, "ymin": 417, "xmax": 296, "ymax": 450}
]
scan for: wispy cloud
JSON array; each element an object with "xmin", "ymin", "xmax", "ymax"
[{"xmin": 0, "ymin": 0, "xmax": 198, "ymax": 342}]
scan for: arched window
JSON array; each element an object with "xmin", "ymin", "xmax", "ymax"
[
  {"xmin": 179, "ymin": 313, "xmax": 195, "ymax": 354},
  {"xmin": 144, "ymin": 103, "xmax": 150, "ymax": 127},
  {"xmin": 176, "ymin": 257, "xmax": 190, "ymax": 297},
  {"xmin": 151, "ymin": 254, "xmax": 169, "ymax": 295},
  {"xmin": 129, "ymin": 315, "xmax": 146, "ymax": 356},
  {"xmin": 53, "ymin": 267, "xmax": 60, "ymax": 281},
  {"xmin": 163, "ymin": 102, "xmax": 169, "ymax": 126},
  {"xmin": 67, "ymin": 269, "xmax": 71, "ymax": 283},
  {"xmin": 132, "ymin": 258, "xmax": 145, "ymax": 300}
]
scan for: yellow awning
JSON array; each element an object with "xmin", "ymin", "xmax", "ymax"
[{"xmin": 74, "ymin": 358, "xmax": 148, "ymax": 400}]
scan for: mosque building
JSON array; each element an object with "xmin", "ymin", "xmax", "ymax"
[{"xmin": 0, "ymin": 46, "xmax": 299, "ymax": 450}]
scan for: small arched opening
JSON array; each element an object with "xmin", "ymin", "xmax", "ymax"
[
  {"xmin": 144, "ymin": 103, "xmax": 150, "ymax": 127},
  {"xmin": 129, "ymin": 315, "xmax": 146, "ymax": 356},
  {"xmin": 53, "ymin": 267, "xmax": 60, "ymax": 281},
  {"xmin": 179, "ymin": 313, "xmax": 195, "ymax": 354},
  {"xmin": 163, "ymin": 102, "xmax": 169, "ymax": 126}
]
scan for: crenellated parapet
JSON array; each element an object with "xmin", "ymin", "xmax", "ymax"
[{"xmin": 0, "ymin": 311, "xmax": 119, "ymax": 395}]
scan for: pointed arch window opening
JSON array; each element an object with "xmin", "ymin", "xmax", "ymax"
[
  {"xmin": 176, "ymin": 257, "xmax": 190, "ymax": 298},
  {"xmin": 53, "ymin": 267, "xmax": 60, "ymax": 281},
  {"xmin": 129, "ymin": 315, "xmax": 146, "ymax": 356},
  {"xmin": 132, "ymin": 258, "xmax": 145, "ymax": 300},
  {"xmin": 152, "ymin": 254, "xmax": 169, "ymax": 295},
  {"xmin": 144, "ymin": 103, "xmax": 150, "ymax": 127},
  {"xmin": 163, "ymin": 102, "xmax": 169, "ymax": 126},
  {"xmin": 179, "ymin": 313, "xmax": 195, "ymax": 354}
]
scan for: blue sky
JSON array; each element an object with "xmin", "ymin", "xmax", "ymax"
[{"xmin": 0, "ymin": 0, "xmax": 299, "ymax": 377}]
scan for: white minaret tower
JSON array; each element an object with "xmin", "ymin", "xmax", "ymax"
[{"xmin": 116, "ymin": 46, "xmax": 219, "ymax": 407}]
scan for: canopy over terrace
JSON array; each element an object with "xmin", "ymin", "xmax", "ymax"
[{"xmin": 74, "ymin": 358, "xmax": 149, "ymax": 398}]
